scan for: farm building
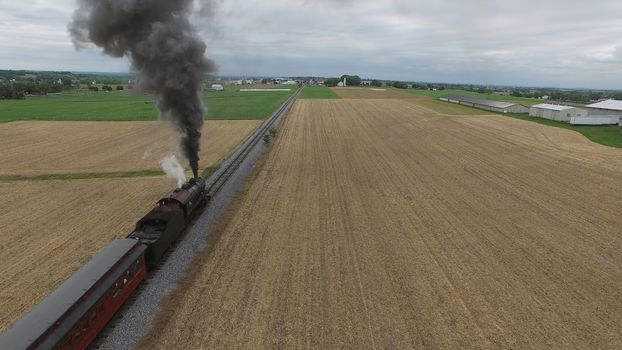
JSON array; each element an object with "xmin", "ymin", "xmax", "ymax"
[
  {"xmin": 209, "ymin": 84, "xmax": 224, "ymax": 91},
  {"xmin": 440, "ymin": 95, "xmax": 529, "ymax": 113},
  {"xmin": 529, "ymin": 104, "xmax": 586, "ymax": 122},
  {"xmin": 583, "ymin": 99, "xmax": 622, "ymax": 125}
]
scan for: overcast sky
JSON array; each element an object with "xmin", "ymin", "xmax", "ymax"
[{"xmin": 2, "ymin": 0, "xmax": 622, "ymax": 89}]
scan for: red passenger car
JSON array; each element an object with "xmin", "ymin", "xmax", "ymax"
[{"xmin": 0, "ymin": 239, "xmax": 147, "ymax": 350}]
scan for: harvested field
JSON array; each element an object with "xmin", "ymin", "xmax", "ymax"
[
  {"xmin": 0, "ymin": 177, "xmax": 172, "ymax": 332},
  {"xmin": 0, "ymin": 120, "xmax": 260, "ymax": 176},
  {"xmin": 332, "ymin": 87, "xmax": 493, "ymax": 115},
  {"xmin": 141, "ymin": 97, "xmax": 622, "ymax": 349},
  {"xmin": 331, "ymin": 86, "xmax": 411, "ymax": 99}
]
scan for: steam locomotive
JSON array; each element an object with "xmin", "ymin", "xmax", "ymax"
[{"xmin": 0, "ymin": 178, "xmax": 207, "ymax": 350}]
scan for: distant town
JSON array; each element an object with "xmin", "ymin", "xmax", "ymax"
[{"xmin": 2, "ymin": 69, "xmax": 622, "ymax": 105}]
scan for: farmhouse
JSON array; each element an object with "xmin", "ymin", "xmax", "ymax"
[
  {"xmin": 440, "ymin": 95, "xmax": 529, "ymax": 113},
  {"xmin": 583, "ymin": 99, "xmax": 622, "ymax": 125},
  {"xmin": 529, "ymin": 103, "xmax": 586, "ymax": 122}
]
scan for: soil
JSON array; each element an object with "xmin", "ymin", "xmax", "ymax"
[
  {"xmin": 134, "ymin": 98, "xmax": 622, "ymax": 349},
  {"xmin": 0, "ymin": 120, "xmax": 261, "ymax": 176}
]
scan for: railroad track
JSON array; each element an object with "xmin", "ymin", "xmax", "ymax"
[
  {"xmin": 92, "ymin": 86, "xmax": 302, "ymax": 349},
  {"xmin": 205, "ymin": 86, "xmax": 302, "ymax": 196}
]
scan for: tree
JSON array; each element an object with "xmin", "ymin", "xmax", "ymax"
[
  {"xmin": 392, "ymin": 81, "xmax": 408, "ymax": 89},
  {"xmin": 340, "ymin": 75, "xmax": 361, "ymax": 86},
  {"xmin": 588, "ymin": 91, "xmax": 603, "ymax": 101},
  {"xmin": 0, "ymin": 84, "xmax": 25, "ymax": 99},
  {"xmin": 371, "ymin": 80, "xmax": 383, "ymax": 87},
  {"xmin": 102, "ymin": 85, "xmax": 112, "ymax": 91},
  {"xmin": 324, "ymin": 78, "xmax": 340, "ymax": 87},
  {"xmin": 116, "ymin": 85, "xmax": 124, "ymax": 90}
]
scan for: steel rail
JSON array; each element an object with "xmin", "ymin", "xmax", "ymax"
[{"xmin": 204, "ymin": 86, "xmax": 302, "ymax": 197}]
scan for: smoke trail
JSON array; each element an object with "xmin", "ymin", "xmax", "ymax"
[
  {"xmin": 160, "ymin": 155, "xmax": 187, "ymax": 188},
  {"xmin": 69, "ymin": 0, "xmax": 216, "ymax": 178}
]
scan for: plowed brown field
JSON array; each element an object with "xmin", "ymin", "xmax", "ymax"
[
  {"xmin": 0, "ymin": 177, "xmax": 172, "ymax": 331},
  {"xmin": 0, "ymin": 120, "xmax": 260, "ymax": 331},
  {"xmin": 142, "ymin": 98, "xmax": 622, "ymax": 349},
  {"xmin": 331, "ymin": 87, "xmax": 492, "ymax": 115},
  {"xmin": 332, "ymin": 86, "xmax": 410, "ymax": 99},
  {"xmin": 0, "ymin": 120, "xmax": 260, "ymax": 176}
]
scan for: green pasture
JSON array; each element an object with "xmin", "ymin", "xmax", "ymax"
[
  {"xmin": 0, "ymin": 86, "xmax": 297, "ymax": 122},
  {"xmin": 300, "ymin": 86, "xmax": 340, "ymax": 99},
  {"xmin": 407, "ymin": 94, "xmax": 495, "ymax": 115},
  {"xmin": 408, "ymin": 88, "xmax": 541, "ymax": 106},
  {"xmin": 426, "ymin": 97, "xmax": 622, "ymax": 148},
  {"xmin": 505, "ymin": 113, "xmax": 622, "ymax": 148}
]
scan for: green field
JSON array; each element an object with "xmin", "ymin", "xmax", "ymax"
[
  {"xmin": 408, "ymin": 88, "xmax": 541, "ymax": 106},
  {"xmin": 205, "ymin": 87, "xmax": 296, "ymax": 120},
  {"xmin": 505, "ymin": 113, "xmax": 622, "ymax": 148},
  {"xmin": 407, "ymin": 94, "xmax": 495, "ymax": 115},
  {"xmin": 300, "ymin": 86, "xmax": 340, "ymax": 99},
  {"xmin": 0, "ymin": 86, "xmax": 297, "ymax": 122}
]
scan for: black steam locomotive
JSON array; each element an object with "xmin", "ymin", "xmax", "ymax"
[
  {"xmin": 128, "ymin": 177, "xmax": 206, "ymax": 265},
  {"xmin": 0, "ymin": 178, "xmax": 208, "ymax": 350}
]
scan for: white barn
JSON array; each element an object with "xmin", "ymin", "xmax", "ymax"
[
  {"xmin": 584, "ymin": 99, "xmax": 622, "ymax": 125},
  {"xmin": 440, "ymin": 95, "xmax": 529, "ymax": 114},
  {"xmin": 209, "ymin": 84, "xmax": 224, "ymax": 91},
  {"xmin": 529, "ymin": 103, "xmax": 586, "ymax": 122}
]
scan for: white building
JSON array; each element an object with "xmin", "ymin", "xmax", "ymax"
[
  {"xmin": 440, "ymin": 95, "xmax": 529, "ymax": 114},
  {"xmin": 584, "ymin": 99, "xmax": 622, "ymax": 125},
  {"xmin": 529, "ymin": 103, "xmax": 586, "ymax": 122}
]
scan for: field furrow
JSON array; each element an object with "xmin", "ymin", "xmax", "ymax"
[{"xmin": 139, "ymin": 98, "xmax": 622, "ymax": 349}]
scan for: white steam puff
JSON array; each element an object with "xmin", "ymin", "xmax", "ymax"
[{"xmin": 160, "ymin": 155, "xmax": 186, "ymax": 188}]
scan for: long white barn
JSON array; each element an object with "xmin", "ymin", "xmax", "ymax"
[
  {"xmin": 529, "ymin": 103, "xmax": 586, "ymax": 123},
  {"xmin": 440, "ymin": 95, "xmax": 529, "ymax": 113},
  {"xmin": 584, "ymin": 99, "xmax": 622, "ymax": 125}
]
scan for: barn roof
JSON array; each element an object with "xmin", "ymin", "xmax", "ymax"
[
  {"xmin": 531, "ymin": 103, "xmax": 576, "ymax": 111},
  {"xmin": 586, "ymin": 99, "xmax": 622, "ymax": 111},
  {"xmin": 441, "ymin": 95, "xmax": 522, "ymax": 109}
]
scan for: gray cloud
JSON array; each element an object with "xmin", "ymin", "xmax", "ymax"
[{"xmin": 2, "ymin": 0, "xmax": 622, "ymax": 88}]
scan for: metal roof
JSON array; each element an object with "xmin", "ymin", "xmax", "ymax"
[
  {"xmin": 0, "ymin": 239, "xmax": 144, "ymax": 350},
  {"xmin": 531, "ymin": 103, "xmax": 576, "ymax": 111},
  {"xmin": 586, "ymin": 99, "xmax": 622, "ymax": 111},
  {"xmin": 441, "ymin": 95, "xmax": 523, "ymax": 109}
]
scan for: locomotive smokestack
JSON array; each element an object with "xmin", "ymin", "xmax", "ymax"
[{"xmin": 69, "ymin": 0, "xmax": 216, "ymax": 178}]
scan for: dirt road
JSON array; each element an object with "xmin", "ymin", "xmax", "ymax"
[{"xmin": 140, "ymin": 99, "xmax": 622, "ymax": 349}]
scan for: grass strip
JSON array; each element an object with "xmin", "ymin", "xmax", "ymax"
[
  {"xmin": 200, "ymin": 165, "xmax": 219, "ymax": 179},
  {"xmin": 407, "ymin": 88, "xmax": 540, "ymax": 106},
  {"xmin": 504, "ymin": 113, "xmax": 622, "ymax": 148},
  {"xmin": 0, "ymin": 170, "xmax": 163, "ymax": 181},
  {"xmin": 0, "ymin": 165, "xmax": 223, "ymax": 182}
]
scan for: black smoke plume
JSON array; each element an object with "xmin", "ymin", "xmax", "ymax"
[{"xmin": 69, "ymin": 0, "xmax": 216, "ymax": 178}]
